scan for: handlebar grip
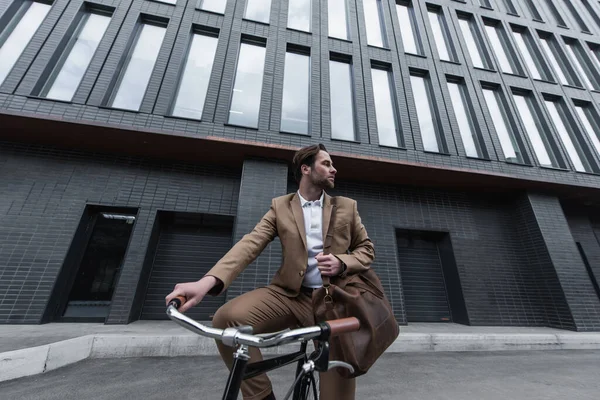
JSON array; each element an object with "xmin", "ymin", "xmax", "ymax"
[
  {"xmin": 168, "ymin": 295, "xmax": 187, "ymax": 309},
  {"xmin": 326, "ymin": 317, "xmax": 360, "ymax": 337}
]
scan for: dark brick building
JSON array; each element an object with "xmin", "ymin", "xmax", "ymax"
[{"xmin": 2, "ymin": 0, "xmax": 600, "ymax": 331}]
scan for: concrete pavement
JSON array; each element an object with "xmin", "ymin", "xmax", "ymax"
[
  {"xmin": 1, "ymin": 351, "xmax": 599, "ymax": 399},
  {"xmin": 2, "ymin": 321, "xmax": 600, "ymax": 383}
]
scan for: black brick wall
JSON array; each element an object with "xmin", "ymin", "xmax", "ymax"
[{"xmin": 0, "ymin": 142, "xmax": 240, "ymax": 324}]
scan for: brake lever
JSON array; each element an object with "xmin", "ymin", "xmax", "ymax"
[{"xmin": 327, "ymin": 360, "xmax": 354, "ymax": 374}]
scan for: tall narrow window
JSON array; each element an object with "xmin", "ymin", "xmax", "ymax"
[
  {"xmin": 411, "ymin": 72, "xmax": 445, "ymax": 153},
  {"xmin": 447, "ymin": 79, "xmax": 485, "ymax": 158},
  {"xmin": 364, "ymin": 0, "xmax": 386, "ymax": 48},
  {"xmin": 288, "ymin": 0, "xmax": 311, "ymax": 32},
  {"xmin": 171, "ymin": 31, "xmax": 218, "ymax": 120},
  {"xmin": 244, "ymin": 0, "xmax": 271, "ymax": 23},
  {"xmin": 110, "ymin": 23, "xmax": 166, "ymax": 111},
  {"xmin": 544, "ymin": 98, "xmax": 592, "ymax": 172},
  {"xmin": 575, "ymin": 103, "xmax": 600, "ymax": 157},
  {"xmin": 42, "ymin": 11, "xmax": 111, "ymax": 101},
  {"xmin": 540, "ymin": 35, "xmax": 578, "ymax": 86},
  {"xmin": 428, "ymin": 6, "xmax": 456, "ymax": 62},
  {"xmin": 564, "ymin": 39, "xmax": 599, "ymax": 90},
  {"xmin": 561, "ymin": 0, "xmax": 590, "ymax": 32},
  {"xmin": 328, "ymin": 0, "xmax": 349, "ymax": 40},
  {"xmin": 479, "ymin": 0, "xmax": 493, "ymax": 8},
  {"xmin": 458, "ymin": 15, "xmax": 490, "ymax": 69},
  {"xmin": 482, "ymin": 87, "xmax": 525, "ymax": 163},
  {"xmin": 500, "ymin": 0, "xmax": 518, "ymax": 15},
  {"xmin": 396, "ymin": 1, "xmax": 422, "ymax": 55},
  {"xmin": 581, "ymin": 0, "xmax": 600, "ymax": 31},
  {"xmin": 228, "ymin": 40, "xmax": 266, "ymax": 127},
  {"xmin": 371, "ymin": 66, "xmax": 401, "ymax": 147},
  {"xmin": 329, "ymin": 58, "xmax": 355, "ymax": 140},
  {"xmin": 199, "ymin": 0, "xmax": 226, "ymax": 14},
  {"xmin": 0, "ymin": 1, "xmax": 52, "ymax": 86},
  {"xmin": 484, "ymin": 20, "xmax": 521, "ymax": 74},
  {"xmin": 524, "ymin": 0, "xmax": 543, "ymax": 21},
  {"xmin": 281, "ymin": 49, "xmax": 310, "ymax": 134},
  {"xmin": 542, "ymin": 0, "xmax": 567, "ymax": 27},
  {"xmin": 587, "ymin": 43, "xmax": 600, "ymax": 76},
  {"xmin": 513, "ymin": 93, "xmax": 560, "ymax": 168},
  {"xmin": 512, "ymin": 27, "xmax": 551, "ymax": 81}
]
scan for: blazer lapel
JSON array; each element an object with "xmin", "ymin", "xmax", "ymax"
[
  {"xmin": 322, "ymin": 192, "xmax": 334, "ymax": 241},
  {"xmin": 290, "ymin": 193, "xmax": 307, "ymax": 250}
]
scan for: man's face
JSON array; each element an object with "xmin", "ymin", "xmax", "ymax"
[{"xmin": 307, "ymin": 150, "xmax": 337, "ymax": 189}]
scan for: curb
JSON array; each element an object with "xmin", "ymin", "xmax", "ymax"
[{"xmin": 2, "ymin": 332, "xmax": 600, "ymax": 382}]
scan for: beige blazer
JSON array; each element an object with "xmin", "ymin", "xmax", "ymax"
[{"xmin": 205, "ymin": 192, "xmax": 375, "ymax": 297}]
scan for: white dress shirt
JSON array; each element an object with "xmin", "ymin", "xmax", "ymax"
[{"xmin": 298, "ymin": 191, "xmax": 324, "ymax": 288}]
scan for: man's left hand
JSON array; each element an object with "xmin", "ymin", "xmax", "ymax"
[{"xmin": 316, "ymin": 253, "xmax": 343, "ymax": 276}]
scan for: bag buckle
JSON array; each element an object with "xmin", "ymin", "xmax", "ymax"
[{"xmin": 323, "ymin": 284, "xmax": 333, "ymax": 304}]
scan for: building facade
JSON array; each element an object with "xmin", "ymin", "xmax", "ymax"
[{"xmin": 1, "ymin": 0, "xmax": 600, "ymax": 330}]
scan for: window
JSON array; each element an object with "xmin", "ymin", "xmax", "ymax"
[
  {"xmin": 328, "ymin": 0, "xmax": 349, "ymax": 40},
  {"xmin": 479, "ymin": 0, "xmax": 493, "ymax": 8},
  {"xmin": 500, "ymin": 0, "xmax": 518, "ymax": 14},
  {"xmin": 544, "ymin": 98, "xmax": 592, "ymax": 172},
  {"xmin": 482, "ymin": 87, "xmax": 525, "ymax": 163},
  {"xmin": 581, "ymin": 0, "xmax": 600, "ymax": 31},
  {"xmin": 575, "ymin": 103, "xmax": 600, "ymax": 157},
  {"xmin": 156, "ymin": 0, "xmax": 177, "ymax": 4},
  {"xmin": 447, "ymin": 79, "xmax": 485, "ymax": 158},
  {"xmin": 42, "ymin": 11, "xmax": 111, "ymax": 101},
  {"xmin": 0, "ymin": 1, "xmax": 52, "ymax": 86},
  {"xmin": 427, "ymin": 6, "xmax": 456, "ymax": 62},
  {"xmin": 512, "ymin": 27, "xmax": 550, "ymax": 81},
  {"xmin": 542, "ymin": 0, "xmax": 567, "ymax": 27},
  {"xmin": 561, "ymin": 0, "xmax": 590, "ymax": 32},
  {"xmin": 564, "ymin": 39, "xmax": 599, "ymax": 90},
  {"xmin": 281, "ymin": 49, "xmax": 310, "ymax": 134},
  {"xmin": 228, "ymin": 41, "xmax": 266, "ymax": 127},
  {"xmin": 540, "ymin": 35, "xmax": 579, "ymax": 86},
  {"xmin": 371, "ymin": 66, "xmax": 401, "ymax": 147},
  {"xmin": 484, "ymin": 20, "xmax": 521, "ymax": 74},
  {"xmin": 110, "ymin": 23, "xmax": 166, "ymax": 111},
  {"xmin": 364, "ymin": 0, "xmax": 386, "ymax": 47},
  {"xmin": 458, "ymin": 15, "xmax": 490, "ymax": 69},
  {"xmin": 410, "ymin": 72, "xmax": 445, "ymax": 153},
  {"xmin": 198, "ymin": 0, "xmax": 226, "ymax": 14},
  {"xmin": 513, "ymin": 92, "xmax": 560, "ymax": 168},
  {"xmin": 288, "ymin": 0, "xmax": 311, "ymax": 32},
  {"xmin": 587, "ymin": 42, "xmax": 600, "ymax": 74},
  {"xmin": 329, "ymin": 58, "xmax": 356, "ymax": 140},
  {"xmin": 524, "ymin": 0, "xmax": 543, "ymax": 21},
  {"xmin": 396, "ymin": 1, "xmax": 422, "ymax": 55},
  {"xmin": 171, "ymin": 31, "xmax": 219, "ymax": 120},
  {"xmin": 244, "ymin": 0, "xmax": 271, "ymax": 23}
]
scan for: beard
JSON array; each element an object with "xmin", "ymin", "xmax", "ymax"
[{"xmin": 311, "ymin": 173, "xmax": 335, "ymax": 189}]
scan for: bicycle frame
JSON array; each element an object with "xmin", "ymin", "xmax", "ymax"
[{"xmin": 221, "ymin": 341, "xmax": 324, "ymax": 400}]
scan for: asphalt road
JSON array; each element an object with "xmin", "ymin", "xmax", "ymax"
[{"xmin": 1, "ymin": 351, "xmax": 599, "ymax": 399}]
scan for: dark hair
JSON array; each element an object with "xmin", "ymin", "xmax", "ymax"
[{"xmin": 292, "ymin": 144, "xmax": 328, "ymax": 183}]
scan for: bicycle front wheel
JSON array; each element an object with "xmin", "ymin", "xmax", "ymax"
[{"xmin": 297, "ymin": 371, "xmax": 319, "ymax": 400}]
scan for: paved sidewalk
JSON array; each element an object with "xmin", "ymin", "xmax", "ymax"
[{"xmin": 2, "ymin": 321, "xmax": 600, "ymax": 383}]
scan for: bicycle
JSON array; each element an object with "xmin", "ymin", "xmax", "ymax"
[{"xmin": 166, "ymin": 296, "xmax": 360, "ymax": 400}]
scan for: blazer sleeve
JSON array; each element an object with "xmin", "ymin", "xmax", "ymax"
[
  {"xmin": 204, "ymin": 199, "xmax": 278, "ymax": 295},
  {"xmin": 335, "ymin": 200, "xmax": 374, "ymax": 275}
]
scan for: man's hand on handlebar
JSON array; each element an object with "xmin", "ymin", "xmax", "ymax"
[{"xmin": 165, "ymin": 275, "xmax": 218, "ymax": 313}]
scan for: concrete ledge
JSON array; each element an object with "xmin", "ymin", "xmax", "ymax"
[{"xmin": 3, "ymin": 331, "xmax": 600, "ymax": 382}]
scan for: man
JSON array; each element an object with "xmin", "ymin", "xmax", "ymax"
[{"xmin": 165, "ymin": 144, "xmax": 374, "ymax": 400}]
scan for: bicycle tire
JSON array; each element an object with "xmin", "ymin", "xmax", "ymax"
[{"xmin": 297, "ymin": 371, "xmax": 319, "ymax": 400}]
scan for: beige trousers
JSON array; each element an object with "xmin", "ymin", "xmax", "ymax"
[{"xmin": 212, "ymin": 287, "xmax": 356, "ymax": 400}]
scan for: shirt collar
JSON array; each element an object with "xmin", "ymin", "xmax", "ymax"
[{"xmin": 298, "ymin": 191, "xmax": 324, "ymax": 208}]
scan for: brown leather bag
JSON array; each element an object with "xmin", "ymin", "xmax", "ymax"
[{"xmin": 312, "ymin": 268, "xmax": 400, "ymax": 378}]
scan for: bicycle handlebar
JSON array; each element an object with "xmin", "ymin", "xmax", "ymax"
[{"xmin": 166, "ymin": 296, "xmax": 360, "ymax": 348}]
